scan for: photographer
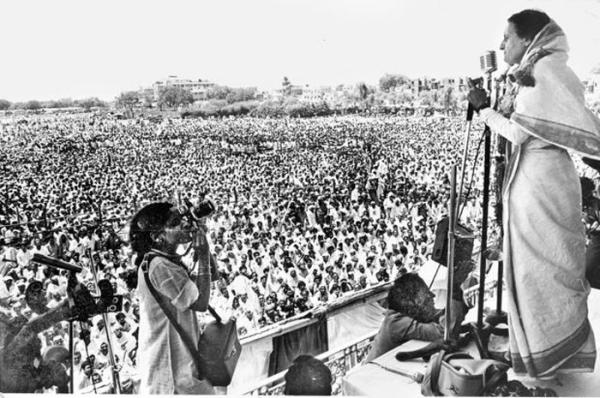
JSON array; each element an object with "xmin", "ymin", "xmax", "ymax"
[{"xmin": 129, "ymin": 202, "xmax": 214, "ymax": 395}]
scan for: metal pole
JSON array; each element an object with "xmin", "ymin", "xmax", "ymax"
[
  {"xmin": 478, "ymin": 127, "xmax": 491, "ymax": 331},
  {"xmin": 496, "ymin": 260, "xmax": 503, "ymax": 312},
  {"xmin": 88, "ymin": 249, "xmax": 121, "ymax": 394},
  {"xmin": 457, "ymin": 121, "xmax": 472, "ymax": 209},
  {"xmin": 445, "ymin": 165, "xmax": 457, "ymax": 342},
  {"xmin": 458, "ymin": 103, "xmax": 475, "ymax": 213},
  {"xmin": 69, "ymin": 319, "xmax": 74, "ymax": 393}
]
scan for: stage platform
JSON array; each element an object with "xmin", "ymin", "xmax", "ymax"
[{"xmin": 342, "ymin": 288, "xmax": 600, "ymax": 396}]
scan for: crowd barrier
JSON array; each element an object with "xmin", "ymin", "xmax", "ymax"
[
  {"xmin": 228, "ymin": 282, "xmax": 391, "ymax": 393},
  {"xmin": 229, "ymin": 276, "xmax": 499, "ymax": 394}
]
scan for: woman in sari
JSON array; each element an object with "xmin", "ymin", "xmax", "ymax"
[{"xmin": 468, "ymin": 9, "xmax": 600, "ymax": 379}]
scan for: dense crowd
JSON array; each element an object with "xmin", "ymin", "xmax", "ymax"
[{"xmin": 1, "ymin": 113, "xmax": 597, "ymax": 392}]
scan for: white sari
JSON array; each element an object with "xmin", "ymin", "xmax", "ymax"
[{"xmin": 479, "ymin": 20, "xmax": 600, "ymax": 378}]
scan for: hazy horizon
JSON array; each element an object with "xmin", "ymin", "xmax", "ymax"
[{"xmin": 2, "ymin": 0, "xmax": 599, "ymax": 102}]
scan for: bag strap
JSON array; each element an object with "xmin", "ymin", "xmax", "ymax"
[
  {"xmin": 428, "ymin": 349, "xmax": 447, "ymax": 396},
  {"xmin": 142, "ymin": 254, "xmax": 208, "ymax": 378},
  {"xmin": 395, "ymin": 340, "xmax": 444, "ymax": 361},
  {"xmin": 146, "ymin": 252, "xmax": 223, "ymax": 323}
]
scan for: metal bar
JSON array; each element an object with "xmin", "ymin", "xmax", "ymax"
[
  {"xmin": 69, "ymin": 320, "xmax": 74, "ymax": 393},
  {"xmin": 445, "ymin": 165, "xmax": 457, "ymax": 342},
  {"xmin": 478, "ymin": 127, "xmax": 491, "ymax": 330},
  {"xmin": 88, "ymin": 249, "xmax": 122, "ymax": 394},
  {"xmin": 457, "ymin": 121, "xmax": 472, "ymax": 214}
]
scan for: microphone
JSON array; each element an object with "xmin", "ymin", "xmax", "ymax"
[
  {"xmin": 32, "ymin": 253, "xmax": 82, "ymax": 273},
  {"xmin": 480, "ymin": 50, "xmax": 498, "ymax": 74}
]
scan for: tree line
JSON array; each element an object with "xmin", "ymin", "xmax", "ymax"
[
  {"xmin": 0, "ymin": 97, "xmax": 107, "ymax": 112},
  {"xmin": 0, "ymin": 73, "xmax": 468, "ymax": 117}
]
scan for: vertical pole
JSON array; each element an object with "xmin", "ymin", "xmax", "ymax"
[
  {"xmin": 478, "ymin": 127, "xmax": 491, "ymax": 330},
  {"xmin": 445, "ymin": 165, "xmax": 457, "ymax": 342},
  {"xmin": 69, "ymin": 320, "xmax": 74, "ymax": 393},
  {"xmin": 88, "ymin": 249, "xmax": 121, "ymax": 394}
]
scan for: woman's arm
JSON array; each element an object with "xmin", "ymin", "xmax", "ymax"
[
  {"xmin": 479, "ymin": 109, "xmax": 530, "ymax": 145},
  {"xmin": 188, "ymin": 231, "xmax": 213, "ymax": 312}
]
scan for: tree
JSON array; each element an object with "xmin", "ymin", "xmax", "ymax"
[
  {"xmin": 116, "ymin": 91, "xmax": 140, "ymax": 116},
  {"xmin": 158, "ymin": 86, "xmax": 194, "ymax": 109},
  {"xmin": 47, "ymin": 98, "xmax": 74, "ymax": 108},
  {"xmin": 24, "ymin": 100, "xmax": 42, "ymax": 111},
  {"xmin": 379, "ymin": 74, "xmax": 409, "ymax": 92},
  {"xmin": 0, "ymin": 99, "xmax": 11, "ymax": 110},
  {"xmin": 282, "ymin": 77, "xmax": 292, "ymax": 96},
  {"xmin": 442, "ymin": 87, "xmax": 456, "ymax": 115},
  {"xmin": 142, "ymin": 93, "xmax": 155, "ymax": 108},
  {"xmin": 77, "ymin": 97, "xmax": 106, "ymax": 110},
  {"xmin": 357, "ymin": 82, "xmax": 369, "ymax": 100},
  {"xmin": 207, "ymin": 85, "xmax": 231, "ymax": 100},
  {"xmin": 225, "ymin": 87, "xmax": 257, "ymax": 104}
]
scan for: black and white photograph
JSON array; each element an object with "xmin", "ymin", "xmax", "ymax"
[{"xmin": 1, "ymin": 0, "xmax": 600, "ymax": 396}]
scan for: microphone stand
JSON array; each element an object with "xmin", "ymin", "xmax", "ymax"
[
  {"xmin": 467, "ymin": 70, "xmax": 509, "ymax": 359},
  {"xmin": 477, "ymin": 73, "xmax": 492, "ymax": 332},
  {"xmin": 87, "ymin": 249, "xmax": 122, "ymax": 394},
  {"xmin": 69, "ymin": 318, "xmax": 75, "ymax": 392},
  {"xmin": 457, "ymin": 104, "xmax": 474, "ymax": 206},
  {"xmin": 445, "ymin": 165, "xmax": 457, "ymax": 342},
  {"xmin": 395, "ymin": 166, "xmax": 461, "ymax": 363},
  {"xmin": 485, "ymin": 76, "xmax": 509, "ymax": 332}
]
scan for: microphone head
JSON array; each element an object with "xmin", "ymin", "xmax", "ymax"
[
  {"xmin": 32, "ymin": 253, "xmax": 82, "ymax": 273},
  {"xmin": 480, "ymin": 51, "xmax": 498, "ymax": 74}
]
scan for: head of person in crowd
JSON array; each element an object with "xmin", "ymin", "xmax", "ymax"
[
  {"xmin": 284, "ymin": 355, "xmax": 333, "ymax": 395},
  {"xmin": 81, "ymin": 359, "xmax": 93, "ymax": 377},
  {"xmin": 99, "ymin": 341, "xmax": 109, "ymax": 356},
  {"xmin": 129, "ymin": 202, "xmax": 192, "ymax": 269},
  {"xmin": 25, "ymin": 279, "xmax": 48, "ymax": 314},
  {"xmin": 387, "ymin": 272, "xmax": 437, "ymax": 322}
]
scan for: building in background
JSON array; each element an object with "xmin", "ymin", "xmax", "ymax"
[{"xmin": 148, "ymin": 76, "xmax": 216, "ymax": 102}]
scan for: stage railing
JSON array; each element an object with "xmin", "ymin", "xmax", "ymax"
[
  {"xmin": 233, "ymin": 276, "xmax": 500, "ymax": 394},
  {"xmin": 241, "ymin": 330, "xmax": 377, "ymax": 396},
  {"xmin": 239, "ymin": 281, "xmax": 392, "ymax": 345}
]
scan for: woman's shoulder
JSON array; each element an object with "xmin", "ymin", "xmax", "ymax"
[
  {"xmin": 532, "ymin": 52, "xmax": 572, "ymax": 79},
  {"xmin": 148, "ymin": 253, "xmax": 185, "ymax": 275}
]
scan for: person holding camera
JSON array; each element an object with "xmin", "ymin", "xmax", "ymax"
[
  {"xmin": 129, "ymin": 202, "xmax": 214, "ymax": 394},
  {"xmin": 467, "ymin": 9, "xmax": 600, "ymax": 378}
]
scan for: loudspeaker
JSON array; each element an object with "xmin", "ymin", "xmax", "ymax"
[{"xmin": 432, "ymin": 217, "xmax": 474, "ymax": 267}]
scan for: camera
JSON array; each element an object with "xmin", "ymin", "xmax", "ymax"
[
  {"xmin": 182, "ymin": 198, "xmax": 216, "ymax": 219},
  {"xmin": 193, "ymin": 200, "xmax": 216, "ymax": 218}
]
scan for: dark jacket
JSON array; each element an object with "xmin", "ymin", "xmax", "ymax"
[{"xmin": 365, "ymin": 298, "xmax": 468, "ymax": 362}]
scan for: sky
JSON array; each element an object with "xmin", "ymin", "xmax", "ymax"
[{"xmin": 1, "ymin": 0, "xmax": 599, "ymax": 102}]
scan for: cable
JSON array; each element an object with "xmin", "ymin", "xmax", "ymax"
[
  {"xmin": 458, "ymin": 130, "xmax": 486, "ymax": 221},
  {"xmin": 79, "ymin": 321, "xmax": 98, "ymax": 395}
]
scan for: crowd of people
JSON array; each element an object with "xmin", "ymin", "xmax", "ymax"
[{"xmin": 0, "ymin": 112, "xmax": 598, "ymax": 392}]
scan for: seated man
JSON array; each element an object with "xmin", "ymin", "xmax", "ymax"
[{"xmin": 365, "ymin": 262, "xmax": 472, "ymax": 362}]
